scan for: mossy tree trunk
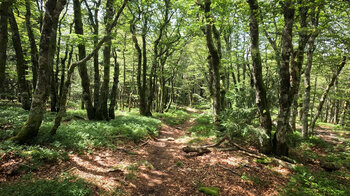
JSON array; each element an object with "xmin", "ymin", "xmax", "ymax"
[
  {"xmin": 274, "ymin": 0, "xmax": 295, "ymax": 156},
  {"xmin": 10, "ymin": 0, "xmax": 67, "ymax": 143},
  {"xmin": 247, "ymin": 0, "xmax": 273, "ymax": 154}
]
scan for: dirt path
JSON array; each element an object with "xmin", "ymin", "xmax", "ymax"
[
  {"xmin": 1, "ymin": 115, "xmax": 291, "ymax": 195},
  {"xmin": 64, "ymin": 115, "xmax": 286, "ymax": 196}
]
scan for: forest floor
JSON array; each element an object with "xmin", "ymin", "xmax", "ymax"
[{"xmin": 0, "ymin": 105, "xmax": 349, "ymax": 195}]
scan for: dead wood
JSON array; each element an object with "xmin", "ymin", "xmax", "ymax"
[
  {"xmin": 217, "ymin": 164, "xmax": 241, "ymax": 176},
  {"xmin": 182, "ymin": 146, "xmax": 211, "ymax": 156}
]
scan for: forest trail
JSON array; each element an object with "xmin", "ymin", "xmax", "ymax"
[{"xmin": 64, "ymin": 112, "xmax": 289, "ymax": 195}]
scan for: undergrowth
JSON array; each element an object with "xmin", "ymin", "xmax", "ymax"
[
  {"xmin": 153, "ymin": 108, "xmax": 189, "ymax": 126},
  {"xmin": 0, "ymin": 174, "xmax": 92, "ymax": 196}
]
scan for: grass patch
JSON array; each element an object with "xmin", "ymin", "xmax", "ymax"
[
  {"xmin": 0, "ymin": 174, "xmax": 92, "ymax": 196},
  {"xmin": 153, "ymin": 108, "xmax": 189, "ymax": 126}
]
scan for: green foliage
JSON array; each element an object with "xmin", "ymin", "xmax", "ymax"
[
  {"xmin": 153, "ymin": 108, "xmax": 189, "ymax": 126},
  {"xmin": 282, "ymin": 166, "xmax": 350, "ymax": 196},
  {"xmin": 220, "ymin": 107, "xmax": 257, "ymax": 139},
  {"xmin": 187, "ymin": 113, "xmax": 217, "ymax": 137},
  {"xmin": 0, "ymin": 106, "xmax": 161, "ymax": 152},
  {"xmin": 0, "ymin": 174, "xmax": 92, "ymax": 196},
  {"xmin": 40, "ymin": 113, "xmax": 160, "ymax": 151}
]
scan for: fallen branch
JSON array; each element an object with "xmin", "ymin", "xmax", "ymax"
[
  {"xmin": 203, "ymin": 135, "xmax": 229, "ymax": 148},
  {"xmin": 217, "ymin": 164, "xmax": 241, "ymax": 176}
]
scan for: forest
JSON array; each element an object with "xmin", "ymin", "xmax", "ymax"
[{"xmin": 0, "ymin": 0, "xmax": 349, "ymax": 195}]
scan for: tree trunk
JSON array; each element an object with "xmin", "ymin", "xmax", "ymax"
[
  {"xmin": 25, "ymin": 0, "xmax": 39, "ymax": 91},
  {"xmin": 302, "ymin": 35, "xmax": 317, "ymax": 138},
  {"xmin": 0, "ymin": 1, "xmax": 11, "ymax": 97},
  {"xmin": 274, "ymin": 0, "xmax": 295, "ymax": 156},
  {"xmin": 51, "ymin": 0, "xmax": 128, "ymax": 134},
  {"xmin": 202, "ymin": 0, "xmax": 222, "ymax": 128},
  {"xmin": 247, "ymin": 0, "xmax": 273, "ymax": 154},
  {"xmin": 109, "ymin": 50, "xmax": 119, "ymax": 119},
  {"xmin": 83, "ymin": 0, "xmax": 101, "ymax": 114},
  {"xmin": 310, "ymin": 57, "xmax": 346, "ymax": 132},
  {"xmin": 9, "ymin": 10, "xmax": 31, "ymax": 110},
  {"xmin": 96, "ymin": 0, "xmax": 114, "ymax": 120},
  {"xmin": 10, "ymin": 0, "xmax": 67, "ymax": 143},
  {"xmin": 72, "ymin": 0, "xmax": 95, "ymax": 119}
]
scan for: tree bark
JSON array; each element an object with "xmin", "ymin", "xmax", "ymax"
[
  {"xmin": 96, "ymin": 0, "xmax": 114, "ymax": 120},
  {"xmin": 73, "ymin": 0, "xmax": 95, "ymax": 120},
  {"xmin": 274, "ymin": 0, "xmax": 295, "ymax": 156},
  {"xmin": 10, "ymin": 0, "xmax": 67, "ymax": 143},
  {"xmin": 0, "ymin": 1, "xmax": 12, "ymax": 97},
  {"xmin": 247, "ymin": 0, "xmax": 273, "ymax": 154},
  {"xmin": 9, "ymin": 10, "xmax": 31, "ymax": 110},
  {"xmin": 129, "ymin": 12, "xmax": 147, "ymax": 116},
  {"xmin": 310, "ymin": 57, "xmax": 346, "ymax": 132}
]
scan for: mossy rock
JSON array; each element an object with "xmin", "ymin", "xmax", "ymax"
[{"xmin": 199, "ymin": 186, "xmax": 219, "ymax": 196}]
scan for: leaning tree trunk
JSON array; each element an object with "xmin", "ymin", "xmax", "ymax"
[
  {"xmin": 9, "ymin": 10, "xmax": 31, "ymax": 110},
  {"xmin": 109, "ymin": 50, "xmax": 120, "ymax": 119},
  {"xmin": 310, "ymin": 56, "xmax": 346, "ymax": 132},
  {"xmin": 247, "ymin": 0, "xmax": 273, "ymax": 154},
  {"xmin": 10, "ymin": 0, "xmax": 67, "ymax": 143},
  {"xmin": 73, "ymin": 0, "xmax": 95, "ymax": 120},
  {"xmin": 25, "ymin": 0, "xmax": 39, "ymax": 90},
  {"xmin": 0, "ymin": 1, "xmax": 12, "ymax": 97}
]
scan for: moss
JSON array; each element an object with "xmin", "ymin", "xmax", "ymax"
[
  {"xmin": 198, "ymin": 186, "xmax": 219, "ymax": 196},
  {"xmin": 9, "ymin": 114, "xmax": 43, "ymax": 143}
]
